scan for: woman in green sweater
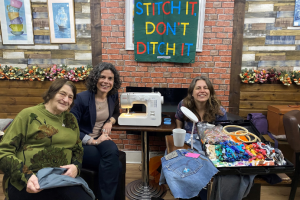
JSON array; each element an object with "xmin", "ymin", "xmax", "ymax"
[{"xmin": 0, "ymin": 79, "xmax": 91, "ymax": 200}]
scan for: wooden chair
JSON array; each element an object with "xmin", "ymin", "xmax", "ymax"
[{"xmin": 283, "ymin": 110, "xmax": 300, "ymax": 200}]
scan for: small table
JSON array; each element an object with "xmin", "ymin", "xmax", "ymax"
[{"xmin": 112, "ymin": 113, "xmax": 176, "ymax": 200}]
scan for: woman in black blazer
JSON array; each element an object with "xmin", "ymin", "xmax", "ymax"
[{"xmin": 71, "ymin": 62, "xmax": 122, "ymax": 200}]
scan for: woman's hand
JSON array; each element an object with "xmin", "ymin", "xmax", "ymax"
[
  {"xmin": 101, "ymin": 120, "xmax": 113, "ymax": 135},
  {"xmin": 60, "ymin": 164, "xmax": 78, "ymax": 178},
  {"xmin": 95, "ymin": 133, "xmax": 112, "ymax": 145},
  {"xmin": 27, "ymin": 175, "xmax": 42, "ymax": 193}
]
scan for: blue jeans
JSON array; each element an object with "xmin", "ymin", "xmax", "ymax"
[{"xmin": 159, "ymin": 149, "xmax": 218, "ymax": 199}]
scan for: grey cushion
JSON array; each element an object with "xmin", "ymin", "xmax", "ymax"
[{"xmin": 0, "ymin": 119, "xmax": 13, "ymax": 131}]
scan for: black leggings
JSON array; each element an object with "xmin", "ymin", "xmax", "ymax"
[{"xmin": 8, "ymin": 182, "xmax": 93, "ymax": 200}]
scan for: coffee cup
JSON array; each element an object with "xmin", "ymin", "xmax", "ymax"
[
  {"xmin": 173, "ymin": 129, "xmax": 186, "ymax": 147},
  {"xmin": 10, "ymin": 0, "xmax": 23, "ymax": 9},
  {"xmin": 8, "ymin": 12, "xmax": 19, "ymax": 20},
  {"xmin": 9, "ymin": 24, "xmax": 23, "ymax": 32},
  {"xmin": 10, "ymin": 17, "xmax": 23, "ymax": 24},
  {"xmin": 7, "ymin": 5, "xmax": 20, "ymax": 12}
]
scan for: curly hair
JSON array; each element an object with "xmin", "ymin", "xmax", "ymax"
[
  {"xmin": 85, "ymin": 62, "xmax": 122, "ymax": 96},
  {"xmin": 183, "ymin": 76, "xmax": 223, "ymax": 122}
]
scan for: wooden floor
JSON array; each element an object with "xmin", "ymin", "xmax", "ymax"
[{"xmin": 0, "ymin": 163, "xmax": 299, "ymax": 200}]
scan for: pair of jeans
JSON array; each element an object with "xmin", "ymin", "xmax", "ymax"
[
  {"xmin": 83, "ymin": 140, "xmax": 121, "ymax": 200},
  {"xmin": 159, "ymin": 149, "xmax": 218, "ymax": 199}
]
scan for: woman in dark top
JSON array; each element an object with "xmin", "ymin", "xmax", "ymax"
[{"xmin": 71, "ymin": 62, "xmax": 122, "ymax": 200}]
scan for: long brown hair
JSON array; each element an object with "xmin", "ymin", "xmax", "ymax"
[{"xmin": 183, "ymin": 76, "xmax": 223, "ymax": 122}]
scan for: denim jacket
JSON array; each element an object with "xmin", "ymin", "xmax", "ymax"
[{"xmin": 159, "ymin": 149, "xmax": 218, "ymax": 199}]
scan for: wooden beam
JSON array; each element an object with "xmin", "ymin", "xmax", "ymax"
[
  {"xmin": 229, "ymin": 0, "xmax": 245, "ymax": 115},
  {"xmin": 90, "ymin": 0, "xmax": 102, "ymax": 66}
]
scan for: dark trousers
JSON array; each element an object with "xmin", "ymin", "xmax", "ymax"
[
  {"xmin": 83, "ymin": 140, "xmax": 121, "ymax": 200},
  {"xmin": 8, "ymin": 182, "xmax": 93, "ymax": 200}
]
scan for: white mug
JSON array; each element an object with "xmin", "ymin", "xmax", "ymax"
[{"xmin": 173, "ymin": 129, "xmax": 186, "ymax": 147}]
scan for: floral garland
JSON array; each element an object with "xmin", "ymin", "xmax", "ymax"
[
  {"xmin": 240, "ymin": 68, "xmax": 300, "ymax": 86},
  {"xmin": 0, "ymin": 64, "xmax": 93, "ymax": 82}
]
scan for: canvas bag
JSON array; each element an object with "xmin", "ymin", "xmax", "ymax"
[{"xmin": 247, "ymin": 113, "xmax": 278, "ymax": 148}]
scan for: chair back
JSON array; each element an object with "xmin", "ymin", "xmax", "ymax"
[{"xmin": 283, "ymin": 110, "xmax": 300, "ymax": 152}]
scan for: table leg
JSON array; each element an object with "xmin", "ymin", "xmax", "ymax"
[{"xmin": 126, "ymin": 131, "xmax": 167, "ymax": 200}]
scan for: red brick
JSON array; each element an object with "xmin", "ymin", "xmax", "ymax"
[
  {"xmin": 124, "ymin": 77, "xmax": 133, "ymax": 82},
  {"xmin": 228, "ymin": 33, "xmax": 233, "ymax": 39},
  {"xmin": 172, "ymin": 73, "xmax": 184, "ymax": 78},
  {"xmin": 224, "ymin": 8, "xmax": 234, "ymax": 14},
  {"xmin": 102, "ymin": 38, "xmax": 107, "ymax": 43},
  {"xmin": 204, "ymin": 33, "xmax": 216, "ymax": 38},
  {"xmin": 106, "ymin": 2, "xmax": 119, "ymax": 7},
  {"xmin": 199, "ymin": 56, "xmax": 213, "ymax": 61},
  {"xmin": 107, "ymin": 38, "xmax": 117, "ymax": 43},
  {"xmin": 213, "ymin": 68, "xmax": 227, "ymax": 73},
  {"xmin": 167, "ymin": 78, "xmax": 173, "ymax": 83},
  {"xmin": 204, "ymin": 21, "xmax": 216, "ymax": 26},
  {"xmin": 119, "ymin": 26, "xmax": 125, "ymax": 31},
  {"xmin": 153, "ymin": 78, "xmax": 166, "ymax": 83},
  {"xmin": 218, "ymin": 14, "xmax": 233, "ymax": 20},
  {"xmin": 205, "ymin": 8, "xmax": 216, "ymax": 14},
  {"xmin": 123, "ymin": 140, "xmax": 129, "ymax": 144},
  {"xmin": 217, "ymin": 8, "xmax": 224, "ymax": 14},
  {"xmin": 180, "ymin": 67, "xmax": 194, "ymax": 73},
  {"xmin": 102, "ymin": 14, "xmax": 115, "ymax": 19},
  {"xmin": 202, "ymin": 45, "xmax": 215, "ymax": 50},
  {"xmin": 127, "ymin": 51, "xmax": 134, "ymax": 54},
  {"xmin": 213, "ymin": 79, "xmax": 224, "ymax": 84},
  {"xmin": 173, "ymin": 78, "xmax": 187, "ymax": 83},
  {"xmin": 120, "ymin": 72, "xmax": 131, "ymax": 76},
  {"xmin": 215, "ymin": 62, "xmax": 230, "ymax": 67},
  {"xmin": 218, "ymin": 96, "xmax": 229, "ymax": 100},
  {"xmin": 137, "ymin": 67, "xmax": 148, "ymax": 71},
  {"xmin": 101, "ymin": 8, "xmax": 108, "ymax": 13},
  {"xmin": 221, "ymin": 101, "xmax": 229, "ymax": 106},
  {"xmin": 145, "ymin": 72, "xmax": 151, "ymax": 77},
  {"xmin": 191, "ymin": 73, "xmax": 202, "ymax": 78},
  {"xmin": 221, "ymin": 56, "xmax": 231, "ymax": 61},
  {"xmin": 167, "ymin": 67, "xmax": 180, "ymax": 72},
  {"xmin": 108, "ymin": 8, "xmax": 123, "ymax": 13},
  {"xmin": 169, "ymin": 83, "xmax": 181, "ymax": 88},
  {"xmin": 209, "ymin": 74, "xmax": 220, "ymax": 79},
  {"xmin": 111, "ymin": 32, "xmax": 124, "ymax": 37},
  {"xmin": 115, "ymin": 66, "xmax": 123, "ymax": 71},
  {"xmin": 224, "ymin": 27, "xmax": 233, "ymax": 32},
  {"xmin": 225, "ymin": 91, "xmax": 229, "ymax": 95},
  {"xmin": 129, "ymin": 140, "xmax": 141, "ymax": 145},
  {"xmin": 135, "ymin": 77, "xmax": 141, "ymax": 82},
  {"xmin": 213, "ymin": 56, "xmax": 220, "ymax": 61},
  {"xmin": 124, "ymin": 145, "xmax": 137, "ymax": 150},
  {"xmin": 212, "ymin": 27, "xmax": 224, "ymax": 32},
  {"xmin": 101, "ymin": 2, "xmax": 105, "ymax": 7},
  {"xmin": 127, "ymin": 135, "xmax": 140, "ymax": 139},
  {"xmin": 221, "ymin": 74, "xmax": 230, "ymax": 79},
  {"xmin": 124, "ymin": 66, "xmax": 136, "ymax": 71},
  {"xmin": 121, "ymin": 82, "xmax": 130, "ymax": 87},
  {"xmin": 222, "ymin": 2, "xmax": 234, "ymax": 7},
  {"xmin": 110, "ymin": 134, "xmax": 120, "ymax": 139},
  {"xmin": 216, "ymin": 45, "xmax": 229, "ymax": 50},
  {"xmin": 209, "ymin": 39, "xmax": 223, "ymax": 44},
  {"xmin": 155, "ymin": 67, "xmax": 167, "ymax": 72},
  {"xmin": 151, "ymin": 72, "xmax": 164, "ymax": 77},
  {"xmin": 112, "ymin": 139, "xmax": 123, "ymax": 144},
  {"xmin": 102, "ymin": 55, "xmax": 109, "ymax": 60},
  {"xmin": 161, "ymin": 62, "xmax": 175, "ymax": 67},
  {"xmin": 201, "ymin": 68, "xmax": 213, "ymax": 73},
  {"xmin": 138, "ymin": 83, "xmax": 145, "ymax": 87},
  {"xmin": 106, "ymin": 49, "xmax": 120, "ymax": 54},
  {"xmin": 124, "ymin": 61, "xmax": 137, "ymax": 66},
  {"xmin": 146, "ymin": 83, "xmax": 160, "ymax": 87},
  {"xmin": 206, "ymin": 2, "xmax": 214, "ymax": 7},
  {"xmin": 225, "ymin": 79, "xmax": 230, "ymax": 84},
  {"xmin": 216, "ymin": 33, "xmax": 227, "ymax": 38},
  {"xmin": 102, "ymin": 26, "xmax": 112, "ymax": 31},
  {"xmin": 109, "ymin": 55, "xmax": 122, "ymax": 60},
  {"xmin": 219, "ymin": 51, "xmax": 231, "ymax": 56},
  {"xmin": 142, "ymin": 78, "xmax": 152, "ymax": 82},
  {"xmin": 111, "ymin": 44, "xmax": 124, "ymax": 48},
  {"xmin": 217, "ymin": 21, "xmax": 231, "ymax": 26},
  {"xmin": 215, "ymin": 90, "xmax": 225, "ymax": 96},
  {"xmin": 132, "ymin": 72, "xmax": 145, "ymax": 77},
  {"xmin": 111, "ymin": 20, "xmax": 123, "ymax": 25}
]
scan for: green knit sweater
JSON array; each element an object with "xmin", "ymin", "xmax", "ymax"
[{"xmin": 0, "ymin": 103, "xmax": 83, "ymax": 198}]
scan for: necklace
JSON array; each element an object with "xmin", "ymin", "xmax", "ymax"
[
  {"xmin": 96, "ymin": 99, "xmax": 107, "ymax": 109},
  {"xmin": 54, "ymin": 114, "xmax": 65, "ymax": 127}
]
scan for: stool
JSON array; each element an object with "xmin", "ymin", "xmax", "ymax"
[{"xmin": 80, "ymin": 150, "xmax": 126, "ymax": 200}]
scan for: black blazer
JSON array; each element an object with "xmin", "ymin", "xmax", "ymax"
[{"xmin": 71, "ymin": 90, "xmax": 120, "ymax": 140}]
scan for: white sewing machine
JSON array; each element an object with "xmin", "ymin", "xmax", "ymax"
[{"xmin": 118, "ymin": 92, "xmax": 164, "ymax": 126}]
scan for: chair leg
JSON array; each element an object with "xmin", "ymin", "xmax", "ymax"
[{"xmin": 289, "ymin": 152, "xmax": 300, "ymax": 200}]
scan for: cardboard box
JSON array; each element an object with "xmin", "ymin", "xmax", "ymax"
[{"xmin": 267, "ymin": 105, "xmax": 300, "ymax": 135}]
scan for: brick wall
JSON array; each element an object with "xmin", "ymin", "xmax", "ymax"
[{"xmin": 101, "ymin": 0, "xmax": 234, "ymax": 151}]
